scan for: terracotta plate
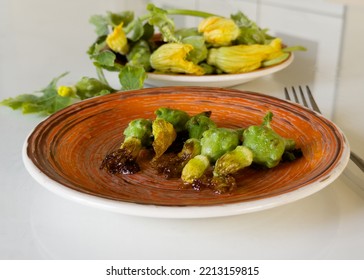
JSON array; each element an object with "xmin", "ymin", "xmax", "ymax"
[{"xmin": 23, "ymin": 86, "xmax": 350, "ymax": 218}]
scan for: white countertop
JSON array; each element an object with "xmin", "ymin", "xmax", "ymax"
[{"xmin": 1, "ymin": 0, "xmax": 363, "ymax": 260}]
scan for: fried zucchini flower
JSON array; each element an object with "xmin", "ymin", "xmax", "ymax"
[
  {"xmin": 213, "ymin": 145, "xmax": 253, "ymax": 177},
  {"xmin": 106, "ymin": 23, "xmax": 129, "ymax": 55},
  {"xmin": 150, "ymin": 43, "xmax": 204, "ymax": 75},
  {"xmin": 181, "ymin": 155, "xmax": 210, "ymax": 184},
  {"xmin": 185, "ymin": 111, "xmax": 216, "ymax": 139},
  {"xmin": 155, "ymin": 107, "xmax": 190, "ymax": 133},
  {"xmin": 100, "ymin": 118, "xmax": 153, "ymax": 174},
  {"xmin": 207, "ymin": 38, "xmax": 284, "ymax": 73},
  {"xmin": 198, "ymin": 16, "xmax": 240, "ymax": 46},
  {"xmin": 152, "ymin": 118, "xmax": 177, "ymax": 159},
  {"xmin": 243, "ymin": 111, "xmax": 296, "ymax": 168},
  {"xmin": 200, "ymin": 127, "xmax": 240, "ymax": 163}
]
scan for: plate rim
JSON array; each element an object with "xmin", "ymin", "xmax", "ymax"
[{"xmin": 146, "ymin": 53, "xmax": 294, "ymax": 83}]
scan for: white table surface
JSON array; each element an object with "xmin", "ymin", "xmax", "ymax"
[{"xmin": 1, "ymin": 1, "xmax": 364, "ymax": 260}]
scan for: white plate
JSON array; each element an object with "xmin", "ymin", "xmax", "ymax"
[
  {"xmin": 145, "ymin": 54, "xmax": 294, "ymax": 87},
  {"xmin": 104, "ymin": 54, "xmax": 294, "ymax": 88}
]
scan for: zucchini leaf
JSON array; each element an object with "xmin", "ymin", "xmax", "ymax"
[
  {"xmin": 231, "ymin": 11, "xmax": 273, "ymax": 45},
  {"xmin": 118, "ymin": 65, "xmax": 147, "ymax": 90},
  {"xmin": 89, "ymin": 11, "xmax": 134, "ymax": 37},
  {"xmin": 147, "ymin": 4, "xmax": 178, "ymax": 42},
  {"xmin": 0, "ymin": 72, "xmax": 73, "ymax": 115},
  {"xmin": 89, "ymin": 15, "xmax": 109, "ymax": 37}
]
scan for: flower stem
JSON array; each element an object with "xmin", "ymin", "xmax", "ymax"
[
  {"xmin": 166, "ymin": 9, "xmax": 217, "ymax": 18},
  {"xmin": 96, "ymin": 67, "xmax": 110, "ymax": 86},
  {"xmin": 138, "ymin": 8, "xmax": 217, "ymax": 22}
]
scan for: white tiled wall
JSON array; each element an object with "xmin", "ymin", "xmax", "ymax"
[
  {"xmin": 258, "ymin": 1, "xmax": 345, "ymax": 117},
  {"xmin": 260, "ymin": 0, "xmax": 344, "ymax": 16}
]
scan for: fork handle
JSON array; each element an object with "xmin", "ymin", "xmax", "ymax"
[{"xmin": 350, "ymin": 152, "xmax": 364, "ymax": 172}]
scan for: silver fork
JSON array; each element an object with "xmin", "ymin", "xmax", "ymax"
[{"xmin": 284, "ymin": 85, "xmax": 364, "ymax": 172}]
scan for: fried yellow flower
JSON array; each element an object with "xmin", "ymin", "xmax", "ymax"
[
  {"xmin": 150, "ymin": 43, "xmax": 204, "ymax": 75},
  {"xmin": 152, "ymin": 118, "xmax": 177, "ymax": 159},
  {"xmin": 207, "ymin": 38, "xmax": 283, "ymax": 73},
  {"xmin": 106, "ymin": 23, "xmax": 129, "ymax": 55},
  {"xmin": 198, "ymin": 16, "xmax": 240, "ymax": 46}
]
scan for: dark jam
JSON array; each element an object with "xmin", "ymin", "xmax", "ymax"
[
  {"xmin": 191, "ymin": 173, "xmax": 237, "ymax": 194},
  {"xmin": 152, "ymin": 153, "xmax": 185, "ymax": 179},
  {"xmin": 151, "ymin": 131, "xmax": 196, "ymax": 178},
  {"xmin": 100, "ymin": 149, "xmax": 140, "ymax": 174}
]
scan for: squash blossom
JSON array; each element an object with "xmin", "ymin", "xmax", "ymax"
[
  {"xmin": 57, "ymin": 86, "xmax": 77, "ymax": 98},
  {"xmin": 106, "ymin": 23, "xmax": 129, "ymax": 55},
  {"xmin": 150, "ymin": 43, "xmax": 204, "ymax": 75},
  {"xmin": 57, "ymin": 77, "xmax": 114, "ymax": 100},
  {"xmin": 207, "ymin": 38, "xmax": 284, "ymax": 73},
  {"xmin": 198, "ymin": 16, "xmax": 240, "ymax": 46}
]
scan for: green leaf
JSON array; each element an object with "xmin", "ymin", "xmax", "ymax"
[
  {"xmin": 89, "ymin": 15, "xmax": 109, "ymax": 37},
  {"xmin": 126, "ymin": 40, "xmax": 151, "ymax": 71},
  {"xmin": 231, "ymin": 11, "xmax": 272, "ymax": 45},
  {"xmin": 141, "ymin": 22, "xmax": 155, "ymax": 41},
  {"xmin": 126, "ymin": 19, "xmax": 144, "ymax": 42},
  {"xmin": 74, "ymin": 77, "xmax": 115, "ymax": 100},
  {"xmin": 118, "ymin": 65, "xmax": 147, "ymax": 90},
  {"xmin": 182, "ymin": 35, "xmax": 208, "ymax": 64},
  {"xmin": 107, "ymin": 11, "xmax": 134, "ymax": 27},
  {"xmin": 174, "ymin": 27, "xmax": 199, "ymax": 39},
  {"xmin": 0, "ymin": 94, "xmax": 38, "ymax": 110},
  {"xmin": 90, "ymin": 11, "xmax": 134, "ymax": 37},
  {"xmin": 88, "ymin": 39, "xmax": 106, "ymax": 56},
  {"xmin": 88, "ymin": 41, "xmax": 123, "ymax": 72},
  {"xmin": 147, "ymin": 3, "xmax": 178, "ymax": 42},
  {"xmin": 0, "ymin": 72, "xmax": 73, "ymax": 115},
  {"xmin": 93, "ymin": 50, "xmax": 116, "ymax": 67}
]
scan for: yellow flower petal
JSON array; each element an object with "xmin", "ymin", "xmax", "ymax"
[
  {"xmin": 57, "ymin": 86, "xmax": 77, "ymax": 97},
  {"xmin": 198, "ymin": 16, "xmax": 240, "ymax": 46},
  {"xmin": 150, "ymin": 43, "xmax": 204, "ymax": 75},
  {"xmin": 106, "ymin": 23, "xmax": 129, "ymax": 55},
  {"xmin": 207, "ymin": 38, "xmax": 284, "ymax": 73}
]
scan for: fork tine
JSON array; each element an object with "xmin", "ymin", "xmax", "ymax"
[
  {"xmin": 284, "ymin": 85, "xmax": 364, "ymax": 173},
  {"xmin": 298, "ymin": 86, "xmax": 309, "ymax": 108},
  {"xmin": 284, "ymin": 87, "xmax": 291, "ymax": 100},
  {"xmin": 285, "ymin": 86, "xmax": 319, "ymax": 113},
  {"xmin": 305, "ymin": 86, "xmax": 322, "ymax": 114},
  {"xmin": 291, "ymin": 87, "xmax": 299, "ymax": 103}
]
